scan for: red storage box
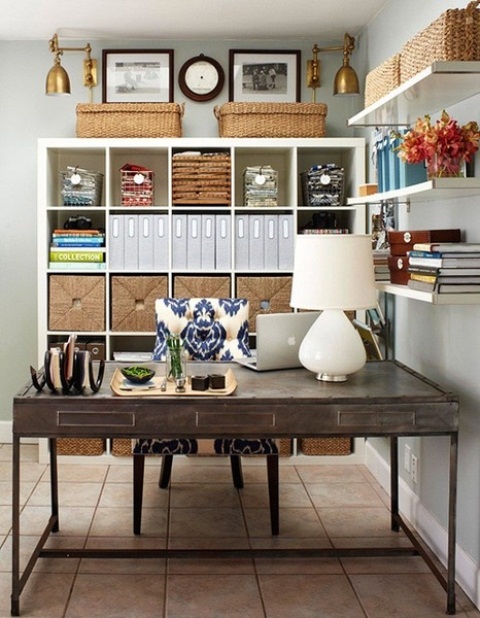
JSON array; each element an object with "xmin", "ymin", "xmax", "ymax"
[
  {"xmin": 388, "ymin": 255, "xmax": 411, "ymax": 285},
  {"xmin": 388, "ymin": 229, "xmax": 461, "ymax": 255}
]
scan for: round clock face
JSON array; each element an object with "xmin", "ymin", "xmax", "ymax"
[{"xmin": 179, "ymin": 55, "xmax": 225, "ymax": 102}]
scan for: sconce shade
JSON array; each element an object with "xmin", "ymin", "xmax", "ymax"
[
  {"xmin": 334, "ymin": 64, "xmax": 360, "ymax": 96},
  {"xmin": 290, "ymin": 234, "xmax": 377, "ymax": 382},
  {"xmin": 46, "ymin": 63, "xmax": 71, "ymax": 95}
]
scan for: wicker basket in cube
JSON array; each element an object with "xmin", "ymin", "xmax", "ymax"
[
  {"xmin": 76, "ymin": 103, "xmax": 184, "ymax": 138},
  {"xmin": 56, "ymin": 438, "xmax": 106, "ymax": 456},
  {"xmin": 299, "ymin": 438, "xmax": 353, "ymax": 456},
  {"xmin": 401, "ymin": 1, "xmax": 480, "ymax": 83},
  {"xmin": 214, "ymin": 102, "xmax": 327, "ymax": 138},
  {"xmin": 48, "ymin": 275, "xmax": 105, "ymax": 332},
  {"xmin": 236, "ymin": 276, "xmax": 292, "ymax": 332},
  {"xmin": 111, "ymin": 275, "xmax": 168, "ymax": 332},
  {"xmin": 364, "ymin": 54, "xmax": 401, "ymax": 107},
  {"xmin": 172, "ymin": 152, "xmax": 231, "ymax": 205},
  {"xmin": 111, "ymin": 438, "xmax": 133, "ymax": 456},
  {"xmin": 120, "ymin": 167, "xmax": 154, "ymax": 207},
  {"xmin": 60, "ymin": 166, "xmax": 104, "ymax": 207},
  {"xmin": 173, "ymin": 276, "xmax": 231, "ymax": 299}
]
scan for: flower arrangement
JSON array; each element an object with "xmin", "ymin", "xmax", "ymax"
[{"xmin": 396, "ymin": 110, "xmax": 480, "ymax": 178}]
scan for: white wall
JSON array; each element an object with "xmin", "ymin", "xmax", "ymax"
[
  {"xmin": 360, "ymin": 0, "xmax": 480, "ymax": 603},
  {"xmin": 0, "ymin": 36, "xmax": 362, "ymax": 432}
]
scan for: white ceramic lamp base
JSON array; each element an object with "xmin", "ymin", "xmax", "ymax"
[{"xmin": 298, "ymin": 309, "xmax": 367, "ymax": 382}]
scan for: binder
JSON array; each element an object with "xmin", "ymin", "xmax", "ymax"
[
  {"xmin": 278, "ymin": 214, "xmax": 295, "ymax": 270},
  {"xmin": 215, "ymin": 214, "xmax": 231, "ymax": 270},
  {"xmin": 153, "ymin": 214, "xmax": 169, "ymax": 271},
  {"xmin": 202, "ymin": 214, "xmax": 215, "ymax": 270},
  {"xmin": 138, "ymin": 214, "xmax": 154, "ymax": 270},
  {"xmin": 109, "ymin": 214, "xmax": 124, "ymax": 270},
  {"xmin": 187, "ymin": 214, "xmax": 202, "ymax": 270},
  {"xmin": 235, "ymin": 215, "xmax": 249, "ymax": 270},
  {"xmin": 264, "ymin": 214, "xmax": 278, "ymax": 269},
  {"xmin": 248, "ymin": 214, "xmax": 265, "ymax": 270},
  {"xmin": 124, "ymin": 214, "xmax": 139, "ymax": 270},
  {"xmin": 172, "ymin": 214, "xmax": 187, "ymax": 269}
]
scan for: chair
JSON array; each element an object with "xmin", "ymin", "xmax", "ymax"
[{"xmin": 133, "ymin": 297, "xmax": 279, "ymax": 535}]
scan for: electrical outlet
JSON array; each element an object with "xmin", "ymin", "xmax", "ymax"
[
  {"xmin": 411, "ymin": 454, "xmax": 418, "ymax": 484},
  {"xmin": 404, "ymin": 445, "xmax": 411, "ymax": 473}
]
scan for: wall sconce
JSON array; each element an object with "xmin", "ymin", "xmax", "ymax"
[
  {"xmin": 306, "ymin": 33, "xmax": 360, "ymax": 101},
  {"xmin": 45, "ymin": 33, "xmax": 98, "ymax": 100}
]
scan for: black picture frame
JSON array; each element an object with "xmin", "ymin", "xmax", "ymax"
[
  {"xmin": 102, "ymin": 49, "xmax": 174, "ymax": 103},
  {"xmin": 229, "ymin": 49, "xmax": 301, "ymax": 102}
]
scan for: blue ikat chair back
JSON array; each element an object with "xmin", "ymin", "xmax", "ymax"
[{"xmin": 153, "ymin": 298, "xmax": 251, "ymax": 361}]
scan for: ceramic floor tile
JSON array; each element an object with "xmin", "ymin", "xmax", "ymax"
[
  {"xmin": 318, "ymin": 506, "xmax": 400, "ymax": 538},
  {"xmin": 259, "ymin": 573, "xmax": 366, "ymax": 618},
  {"xmin": 90, "ymin": 506, "xmax": 168, "ymax": 537},
  {"xmin": 99, "ymin": 481, "xmax": 169, "ymax": 509},
  {"xmin": 80, "ymin": 536, "xmax": 167, "ymax": 574},
  {"xmin": 65, "ymin": 573, "xmax": 165, "ymax": 618},
  {"xmin": 170, "ymin": 482, "xmax": 241, "ymax": 508},
  {"xmin": 166, "ymin": 574, "xmax": 265, "ymax": 618},
  {"xmin": 295, "ymin": 464, "xmax": 367, "ymax": 484},
  {"xmin": 168, "ymin": 556, "xmax": 255, "ymax": 575},
  {"xmin": 0, "ymin": 460, "xmax": 45, "ymax": 483},
  {"xmin": 240, "ymin": 482, "xmax": 313, "ymax": 509},
  {"xmin": 306, "ymin": 481, "xmax": 385, "ymax": 508},
  {"xmin": 244, "ymin": 506, "xmax": 326, "ymax": 539},
  {"xmin": 27, "ymin": 481, "xmax": 103, "ymax": 507},
  {"xmin": 167, "ymin": 463, "xmax": 234, "ymax": 485},
  {"xmin": 41, "ymin": 463, "xmax": 109, "ymax": 483},
  {"xmin": 18, "ymin": 506, "xmax": 95, "ymax": 537},
  {"xmin": 341, "ymin": 555, "xmax": 431, "ymax": 574},
  {"xmin": 0, "ymin": 534, "xmax": 83, "ymax": 574},
  {"xmin": 0, "ymin": 443, "xmax": 38, "ymax": 462},
  {"xmin": 0, "ymin": 480, "xmax": 37, "ymax": 506},
  {"xmin": 350, "ymin": 572, "xmax": 457, "ymax": 617},
  {"xmin": 254, "ymin": 556, "xmax": 344, "ymax": 575},
  {"xmin": 169, "ymin": 507, "xmax": 247, "ymax": 538},
  {"xmin": 4, "ymin": 571, "xmax": 75, "ymax": 617}
]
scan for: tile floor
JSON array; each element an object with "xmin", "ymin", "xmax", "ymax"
[{"xmin": 0, "ymin": 443, "xmax": 478, "ymax": 618}]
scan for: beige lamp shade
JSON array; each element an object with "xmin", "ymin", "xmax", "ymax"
[{"xmin": 290, "ymin": 234, "xmax": 377, "ymax": 311}]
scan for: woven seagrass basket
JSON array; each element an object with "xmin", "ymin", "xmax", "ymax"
[
  {"xmin": 299, "ymin": 438, "xmax": 353, "ymax": 456},
  {"xmin": 76, "ymin": 103, "xmax": 184, "ymax": 138},
  {"xmin": 56, "ymin": 438, "xmax": 106, "ymax": 456},
  {"xmin": 214, "ymin": 102, "xmax": 327, "ymax": 138},
  {"xmin": 364, "ymin": 54, "xmax": 401, "ymax": 107},
  {"xmin": 111, "ymin": 438, "xmax": 292, "ymax": 456},
  {"xmin": 401, "ymin": 1, "xmax": 480, "ymax": 83}
]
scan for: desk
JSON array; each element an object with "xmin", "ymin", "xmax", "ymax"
[{"xmin": 12, "ymin": 360, "xmax": 459, "ymax": 616}]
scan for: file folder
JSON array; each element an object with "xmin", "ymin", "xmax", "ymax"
[
  {"xmin": 124, "ymin": 214, "xmax": 139, "ymax": 270},
  {"xmin": 248, "ymin": 214, "xmax": 265, "ymax": 270},
  {"xmin": 202, "ymin": 214, "xmax": 215, "ymax": 270},
  {"xmin": 264, "ymin": 214, "xmax": 278, "ymax": 270},
  {"xmin": 109, "ymin": 214, "xmax": 124, "ymax": 270},
  {"xmin": 187, "ymin": 214, "xmax": 202, "ymax": 270},
  {"xmin": 235, "ymin": 214, "xmax": 249, "ymax": 270},
  {"xmin": 153, "ymin": 214, "xmax": 169, "ymax": 271},
  {"xmin": 278, "ymin": 214, "xmax": 295, "ymax": 270},
  {"xmin": 138, "ymin": 214, "xmax": 154, "ymax": 270},
  {"xmin": 172, "ymin": 214, "xmax": 187, "ymax": 269},
  {"xmin": 215, "ymin": 214, "xmax": 231, "ymax": 270}
]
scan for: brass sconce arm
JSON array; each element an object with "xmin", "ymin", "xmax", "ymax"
[{"xmin": 46, "ymin": 33, "xmax": 98, "ymax": 98}]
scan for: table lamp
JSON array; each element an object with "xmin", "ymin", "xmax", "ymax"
[{"xmin": 290, "ymin": 234, "xmax": 377, "ymax": 382}]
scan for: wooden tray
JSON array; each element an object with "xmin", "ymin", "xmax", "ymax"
[{"xmin": 110, "ymin": 367, "xmax": 237, "ymax": 397}]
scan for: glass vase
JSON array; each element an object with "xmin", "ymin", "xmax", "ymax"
[
  {"xmin": 166, "ymin": 345, "xmax": 187, "ymax": 390},
  {"xmin": 426, "ymin": 154, "xmax": 465, "ymax": 179}
]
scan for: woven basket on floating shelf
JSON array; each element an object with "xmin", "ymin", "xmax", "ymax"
[
  {"xmin": 56, "ymin": 438, "xmax": 106, "ymax": 456},
  {"xmin": 364, "ymin": 54, "xmax": 401, "ymax": 107},
  {"xmin": 214, "ymin": 102, "xmax": 327, "ymax": 138},
  {"xmin": 400, "ymin": 1, "xmax": 480, "ymax": 83},
  {"xmin": 299, "ymin": 438, "xmax": 353, "ymax": 456},
  {"xmin": 76, "ymin": 103, "xmax": 184, "ymax": 138}
]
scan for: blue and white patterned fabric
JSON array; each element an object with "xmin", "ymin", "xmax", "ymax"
[
  {"xmin": 134, "ymin": 297, "xmax": 277, "ymax": 458},
  {"xmin": 153, "ymin": 297, "xmax": 250, "ymax": 361}
]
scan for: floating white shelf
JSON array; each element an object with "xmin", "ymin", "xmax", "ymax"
[
  {"xmin": 348, "ymin": 61, "xmax": 480, "ymax": 127},
  {"xmin": 377, "ymin": 282, "xmax": 480, "ymax": 305}
]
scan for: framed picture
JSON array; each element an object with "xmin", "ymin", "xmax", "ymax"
[
  {"xmin": 102, "ymin": 49, "xmax": 174, "ymax": 103},
  {"xmin": 229, "ymin": 49, "xmax": 301, "ymax": 102}
]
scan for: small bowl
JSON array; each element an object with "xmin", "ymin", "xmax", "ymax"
[{"xmin": 121, "ymin": 366, "xmax": 156, "ymax": 384}]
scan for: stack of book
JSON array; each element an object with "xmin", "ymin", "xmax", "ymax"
[
  {"xmin": 373, "ymin": 248, "xmax": 390, "ymax": 281},
  {"xmin": 49, "ymin": 229, "xmax": 106, "ymax": 270},
  {"xmin": 408, "ymin": 242, "xmax": 480, "ymax": 293}
]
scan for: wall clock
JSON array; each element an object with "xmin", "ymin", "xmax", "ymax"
[{"xmin": 178, "ymin": 54, "xmax": 225, "ymax": 102}]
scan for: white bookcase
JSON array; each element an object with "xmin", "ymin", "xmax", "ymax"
[{"xmin": 37, "ymin": 136, "xmax": 367, "ymax": 463}]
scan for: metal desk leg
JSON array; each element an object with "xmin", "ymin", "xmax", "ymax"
[
  {"xmin": 49, "ymin": 439, "xmax": 59, "ymax": 533},
  {"xmin": 447, "ymin": 433, "xmax": 458, "ymax": 615},
  {"xmin": 390, "ymin": 436, "xmax": 400, "ymax": 532},
  {"xmin": 11, "ymin": 437, "xmax": 20, "ymax": 616}
]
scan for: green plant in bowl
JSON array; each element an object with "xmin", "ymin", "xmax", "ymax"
[{"xmin": 121, "ymin": 366, "xmax": 156, "ymax": 384}]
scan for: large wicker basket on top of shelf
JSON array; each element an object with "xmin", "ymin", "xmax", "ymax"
[
  {"xmin": 76, "ymin": 103, "xmax": 184, "ymax": 138},
  {"xmin": 401, "ymin": 1, "xmax": 480, "ymax": 83},
  {"xmin": 214, "ymin": 102, "xmax": 327, "ymax": 138}
]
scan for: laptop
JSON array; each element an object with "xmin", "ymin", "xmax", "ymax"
[{"xmin": 235, "ymin": 311, "xmax": 321, "ymax": 371}]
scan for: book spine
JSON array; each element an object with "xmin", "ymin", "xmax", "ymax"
[
  {"xmin": 408, "ymin": 250, "xmax": 442, "ymax": 258},
  {"xmin": 49, "ymin": 250, "xmax": 105, "ymax": 262},
  {"xmin": 48, "ymin": 262, "xmax": 107, "ymax": 270},
  {"xmin": 410, "ymin": 273, "xmax": 437, "ymax": 283}
]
